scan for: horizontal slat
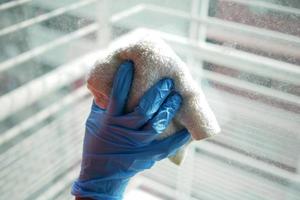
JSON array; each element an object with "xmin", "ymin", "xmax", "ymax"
[
  {"xmin": 0, "ymin": 50, "xmax": 101, "ymax": 121},
  {"xmin": 0, "ymin": 0, "xmax": 97, "ymax": 37},
  {"xmin": 203, "ymin": 71, "xmax": 300, "ymax": 106},
  {"xmin": 31, "ymin": 0, "xmax": 98, "ymax": 21},
  {"xmin": 0, "ymin": 85, "xmax": 88, "ymax": 147},
  {"xmin": 195, "ymin": 141, "xmax": 299, "ymax": 183},
  {"xmin": 110, "ymin": 4, "xmax": 145, "ymax": 24},
  {"xmin": 0, "ymin": 0, "xmax": 31, "ymax": 11},
  {"xmin": 205, "ymin": 27, "xmax": 300, "ymax": 60},
  {"xmin": 205, "ymin": 17, "xmax": 300, "ymax": 47},
  {"xmin": 0, "ymin": 98, "xmax": 88, "ymax": 170},
  {"xmin": 205, "ymin": 86, "xmax": 300, "ymax": 128},
  {"xmin": 0, "ymin": 23, "xmax": 98, "ymax": 72},
  {"xmin": 219, "ymin": 0, "xmax": 300, "ymax": 15}
]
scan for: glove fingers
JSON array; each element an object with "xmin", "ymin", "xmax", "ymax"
[
  {"xmin": 84, "ymin": 130, "xmax": 190, "ymax": 161},
  {"xmin": 104, "ymin": 124, "xmax": 156, "ymax": 146},
  {"xmin": 113, "ymin": 111, "xmax": 149, "ymax": 129},
  {"xmin": 126, "ymin": 129, "xmax": 191, "ymax": 160},
  {"xmin": 124, "ymin": 78, "xmax": 174, "ymax": 129},
  {"xmin": 112, "ymin": 91, "xmax": 182, "ymax": 144},
  {"xmin": 107, "ymin": 60, "xmax": 134, "ymax": 116},
  {"xmin": 144, "ymin": 92, "xmax": 182, "ymax": 134}
]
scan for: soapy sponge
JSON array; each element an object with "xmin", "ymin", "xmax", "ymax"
[{"xmin": 87, "ymin": 29, "xmax": 220, "ymax": 164}]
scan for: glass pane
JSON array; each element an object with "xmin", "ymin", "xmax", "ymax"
[{"xmin": 1, "ymin": 0, "xmax": 299, "ymax": 199}]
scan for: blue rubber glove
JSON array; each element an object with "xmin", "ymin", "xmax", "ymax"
[{"xmin": 71, "ymin": 60, "xmax": 191, "ymax": 200}]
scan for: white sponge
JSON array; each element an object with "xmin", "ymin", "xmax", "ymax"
[{"xmin": 87, "ymin": 29, "xmax": 221, "ymax": 164}]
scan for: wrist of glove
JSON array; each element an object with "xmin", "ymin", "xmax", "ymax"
[
  {"xmin": 72, "ymin": 60, "xmax": 190, "ymax": 200},
  {"xmin": 73, "ymin": 177, "xmax": 129, "ymax": 200}
]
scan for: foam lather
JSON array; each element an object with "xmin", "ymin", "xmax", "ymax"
[{"xmin": 86, "ymin": 29, "xmax": 221, "ymax": 165}]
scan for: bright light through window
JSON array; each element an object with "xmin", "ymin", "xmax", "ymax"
[{"xmin": 0, "ymin": 0, "xmax": 299, "ymax": 200}]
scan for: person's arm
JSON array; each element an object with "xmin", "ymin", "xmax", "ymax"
[{"xmin": 72, "ymin": 60, "xmax": 190, "ymax": 200}]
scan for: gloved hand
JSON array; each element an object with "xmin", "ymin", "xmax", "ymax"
[{"xmin": 71, "ymin": 60, "xmax": 191, "ymax": 200}]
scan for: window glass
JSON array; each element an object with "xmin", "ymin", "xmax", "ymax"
[{"xmin": 0, "ymin": 0, "xmax": 299, "ymax": 199}]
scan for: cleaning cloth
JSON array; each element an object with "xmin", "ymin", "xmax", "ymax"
[{"xmin": 86, "ymin": 29, "xmax": 220, "ymax": 164}]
